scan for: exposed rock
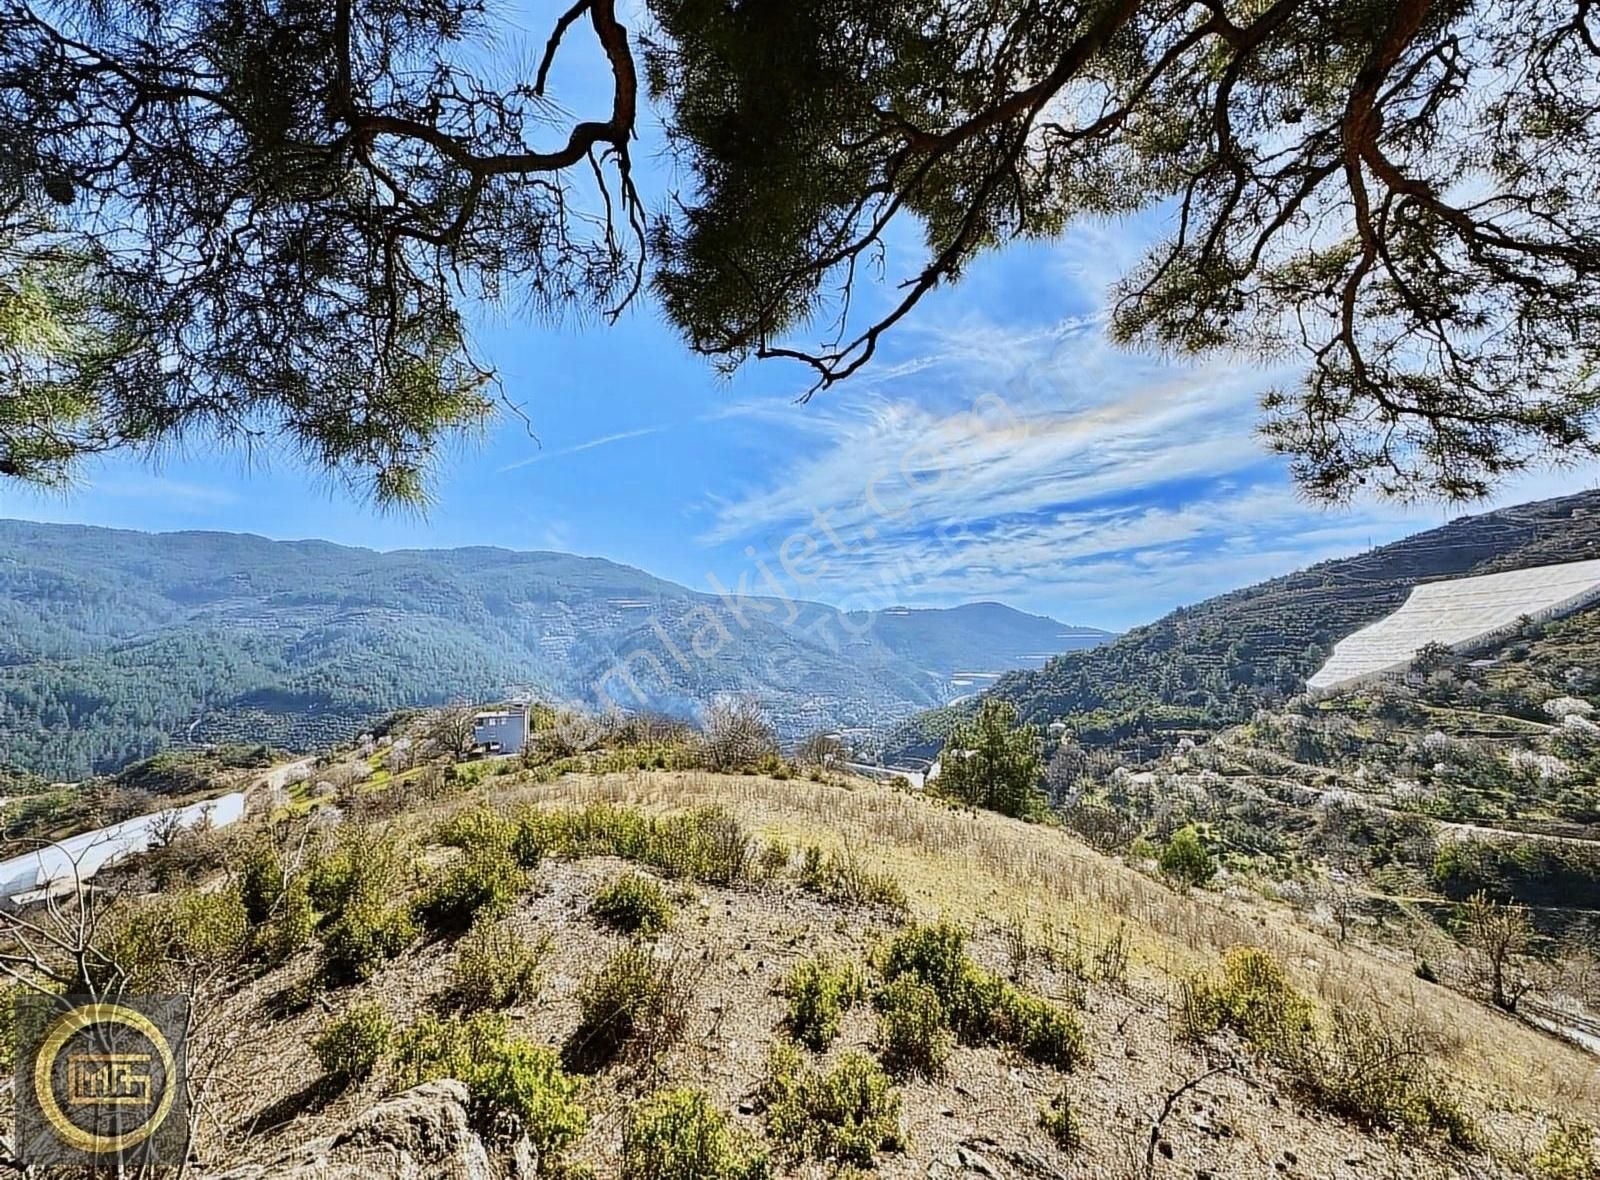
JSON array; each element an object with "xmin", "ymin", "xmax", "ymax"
[{"xmin": 209, "ymin": 1081, "xmax": 532, "ymax": 1180}]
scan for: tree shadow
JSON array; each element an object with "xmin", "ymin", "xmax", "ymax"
[{"xmin": 236, "ymin": 1074, "xmax": 343, "ymax": 1138}]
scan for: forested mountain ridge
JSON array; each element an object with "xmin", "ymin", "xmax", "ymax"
[
  {"xmin": 883, "ymin": 491, "xmax": 1600, "ymax": 762},
  {"xmin": 0, "ymin": 520, "xmax": 1109, "ymax": 778}
]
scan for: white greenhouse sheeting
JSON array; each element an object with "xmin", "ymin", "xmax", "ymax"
[
  {"xmin": 0, "ymin": 791, "xmax": 246, "ymax": 904},
  {"xmin": 1308, "ymin": 558, "xmax": 1600, "ymax": 693}
]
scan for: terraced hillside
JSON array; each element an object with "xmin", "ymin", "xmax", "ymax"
[{"xmin": 885, "ymin": 491, "xmax": 1600, "ymax": 763}]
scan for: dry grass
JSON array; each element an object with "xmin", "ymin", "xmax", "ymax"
[
  {"xmin": 484, "ymin": 768, "xmax": 1600, "ymax": 1124},
  {"xmin": 171, "ymin": 765, "xmax": 1600, "ymax": 1180}
]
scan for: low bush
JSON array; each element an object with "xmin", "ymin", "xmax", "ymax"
[
  {"xmin": 239, "ymin": 839, "xmax": 293, "ymax": 925},
  {"xmin": 391, "ymin": 1011, "xmax": 586, "ymax": 1164},
  {"xmin": 314, "ymin": 1002, "xmax": 392, "ymax": 1084},
  {"xmin": 621, "ymin": 1088, "xmax": 770, "ymax": 1180},
  {"xmin": 1534, "ymin": 1122, "xmax": 1599, "ymax": 1180},
  {"xmin": 470, "ymin": 1041, "xmax": 588, "ymax": 1159},
  {"xmin": 99, "ymin": 886, "xmax": 251, "ymax": 992},
  {"xmin": 392, "ymin": 1011, "xmax": 510, "ymax": 1087},
  {"xmin": 782, "ymin": 956, "xmax": 862, "ymax": 1051},
  {"xmin": 993, "ymin": 988, "xmax": 1086, "ymax": 1071},
  {"xmin": 1038, "ymin": 1089, "xmax": 1083, "ymax": 1152},
  {"xmin": 255, "ymin": 876, "xmax": 317, "ymax": 965},
  {"xmin": 1159, "ymin": 826, "xmax": 1216, "ymax": 887},
  {"xmin": 761, "ymin": 1044, "xmax": 903, "ymax": 1167},
  {"xmin": 875, "ymin": 976, "xmax": 949, "ymax": 1077},
  {"xmin": 320, "ymin": 895, "xmax": 416, "ymax": 984},
  {"xmin": 650, "ymin": 807, "xmax": 754, "ymax": 884},
  {"xmin": 755, "ymin": 839, "xmax": 791, "ymax": 880},
  {"xmin": 414, "ymin": 844, "xmax": 528, "ymax": 936},
  {"xmin": 567, "ymin": 944, "xmax": 688, "ymax": 1070},
  {"xmin": 518, "ymin": 804, "xmax": 755, "ymax": 886},
  {"xmin": 1281, "ymin": 1008, "xmax": 1480, "ymax": 1148},
  {"xmin": 449, "ymin": 920, "xmax": 546, "ymax": 1009},
  {"xmin": 592, "ymin": 873, "xmax": 673, "ymax": 936},
  {"xmin": 1180, "ymin": 948, "xmax": 1478, "ymax": 1147},
  {"xmin": 878, "ymin": 923, "xmax": 1088, "ymax": 1070},
  {"xmin": 306, "ymin": 828, "xmax": 408, "ymax": 920},
  {"xmin": 1177, "ymin": 946, "xmax": 1316, "ymax": 1054},
  {"xmin": 434, "ymin": 807, "xmax": 518, "ymax": 854},
  {"xmin": 799, "ymin": 845, "xmax": 908, "ymax": 911}
]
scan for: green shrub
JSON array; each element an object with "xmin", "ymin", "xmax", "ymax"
[
  {"xmin": 878, "ymin": 923, "xmax": 1087, "ymax": 1070},
  {"xmin": 756, "ymin": 839, "xmax": 791, "ymax": 879},
  {"xmin": 414, "ymin": 844, "xmax": 528, "ymax": 935},
  {"xmin": 592, "ymin": 873, "xmax": 673, "ymax": 936},
  {"xmin": 650, "ymin": 807, "xmax": 753, "ymax": 884},
  {"xmin": 1038, "ymin": 1089, "xmax": 1082, "ymax": 1152},
  {"xmin": 256, "ymin": 876, "xmax": 317, "ymax": 965},
  {"xmin": 522, "ymin": 803, "xmax": 652, "ymax": 861},
  {"xmin": 1177, "ymin": 947, "xmax": 1316, "ymax": 1054},
  {"xmin": 391, "ymin": 1012, "xmax": 586, "ymax": 1164},
  {"xmin": 449, "ymin": 920, "xmax": 546, "ymax": 1008},
  {"xmin": 879, "ymin": 922, "xmax": 974, "ymax": 1015},
  {"xmin": 434, "ymin": 807, "xmax": 518, "ymax": 853},
  {"xmin": 1534, "ymin": 1122, "xmax": 1599, "ymax": 1180},
  {"xmin": 1181, "ymin": 950, "xmax": 1477, "ymax": 1147},
  {"xmin": 567, "ymin": 943, "xmax": 687, "ymax": 1069},
  {"xmin": 470, "ymin": 1041, "xmax": 588, "ymax": 1160},
  {"xmin": 509, "ymin": 815, "xmax": 547, "ymax": 868},
  {"xmin": 995, "ymin": 988, "xmax": 1088, "ymax": 1070},
  {"xmin": 875, "ymin": 976, "xmax": 949, "ymax": 1077},
  {"xmin": 239, "ymin": 839, "xmax": 292, "ymax": 925},
  {"xmin": 517, "ymin": 803, "xmax": 755, "ymax": 885},
  {"xmin": 782, "ymin": 956, "xmax": 862, "ymax": 1051},
  {"xmin": 761, "ymin": 1044, "xmax": 903, "ymax": 1167},
  {"xmin": 320, "ymin": 895, "xmax": 417, "ymax": 984},
  {"xmin": 392, "ymin": 1011, "xmax": 510, "ymax": 1088},
  {"xmin": 1159, "ymin": 826, "xmax": 1216, "ymax": 887},
  {"xmin": 306, "ymin": 828, "xmax": 408, "ymax": 920},
  {"xmin": 621, "ymin": 1089, "xmax": 770, "ymax": 1180},
  {"xmin": 314, "ymin": 1002, "xmax": 392, "ymax": 1084},
  {"xmin": 100, "ymin": 886, "xmax": 251, "ymax": 992},
  {"xmin": 799, "ymin": 845, "xmax": 908, "ymax": 911}
]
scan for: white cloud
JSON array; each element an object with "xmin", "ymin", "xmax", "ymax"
[
  {"xmin": 693, "ymin": 231, "xmax": 1600, "ymax": 629},
  {"xmin": 498, "ymin": 424, "xmax": 669, "ymax": 472},
  {"xmin": 92, "ymin": 475, "xmax": 241, "ymax": 508}
]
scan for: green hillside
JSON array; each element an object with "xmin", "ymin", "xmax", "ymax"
[
  {"xmin": 884, "ymin": 491, "xmax": 1600, "ymax": 762},
  {"xmin": 0, "ymin": 521, "xmax": 1110, "ymax": 778}
]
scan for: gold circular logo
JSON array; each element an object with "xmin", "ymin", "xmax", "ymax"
[{"xmin": 32, "ymin": 1002, "xmax": 178, "ymax": 1154}]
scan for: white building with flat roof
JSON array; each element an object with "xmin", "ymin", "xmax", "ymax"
[
  {"xmin": 473, "ymin": 704, "xmax": 530, "ymax": 755},
  {"xmin": 1307, "ymin": 558, "xmax": 1600, "ymax": 693}
]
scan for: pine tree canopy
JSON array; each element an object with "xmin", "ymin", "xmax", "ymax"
[{"xmin": 4, "ymin": 0, "xmax": 1599, "ymax": 502}]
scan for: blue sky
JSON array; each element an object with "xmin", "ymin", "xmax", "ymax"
[{"xmin": 2, "ymin": 2, "xmax": 1596, "ymax": 632}]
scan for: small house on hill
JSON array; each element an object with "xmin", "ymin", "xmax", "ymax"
[{"xmin": 473, "ymin": 705, "xmax": 529, "ymax": 755}]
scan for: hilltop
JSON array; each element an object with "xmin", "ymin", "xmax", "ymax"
[
  {"xmin": 0, "ymin": 520, "xmax": 1110, "ymax": 778},
  {"xmin": 884, "ymin": 490, "xmax": 1600, "ymax": 763}
]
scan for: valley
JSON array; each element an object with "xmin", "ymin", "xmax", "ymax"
[
  {"xmin": 0, "ymin": 520, "xmax": 1110, "ymax": 779},
  {"xmin": 2, "ymin": 495, "xmax": 1598, "ymax": 1180}
]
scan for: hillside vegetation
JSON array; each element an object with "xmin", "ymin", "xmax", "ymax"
[
  {"xmin": 0, "ymin": 720, "xmax": 1594, "ymax": 1180},
  {"xmin": 0, "ymin": 520, "xmax": 1109, "ymax": 778},
  {"xmin": 886, "ymin": 491, "xmax": 1600, "ymax": 764}
]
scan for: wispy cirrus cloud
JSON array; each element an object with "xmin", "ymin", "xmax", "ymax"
[
  {"xmin": 691, "ymin": 230, "xmax": 1598, "ymax": 629},
  {"xmin": 497, "ymin": 424, "xmax": 671, "ymax": 472}
]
